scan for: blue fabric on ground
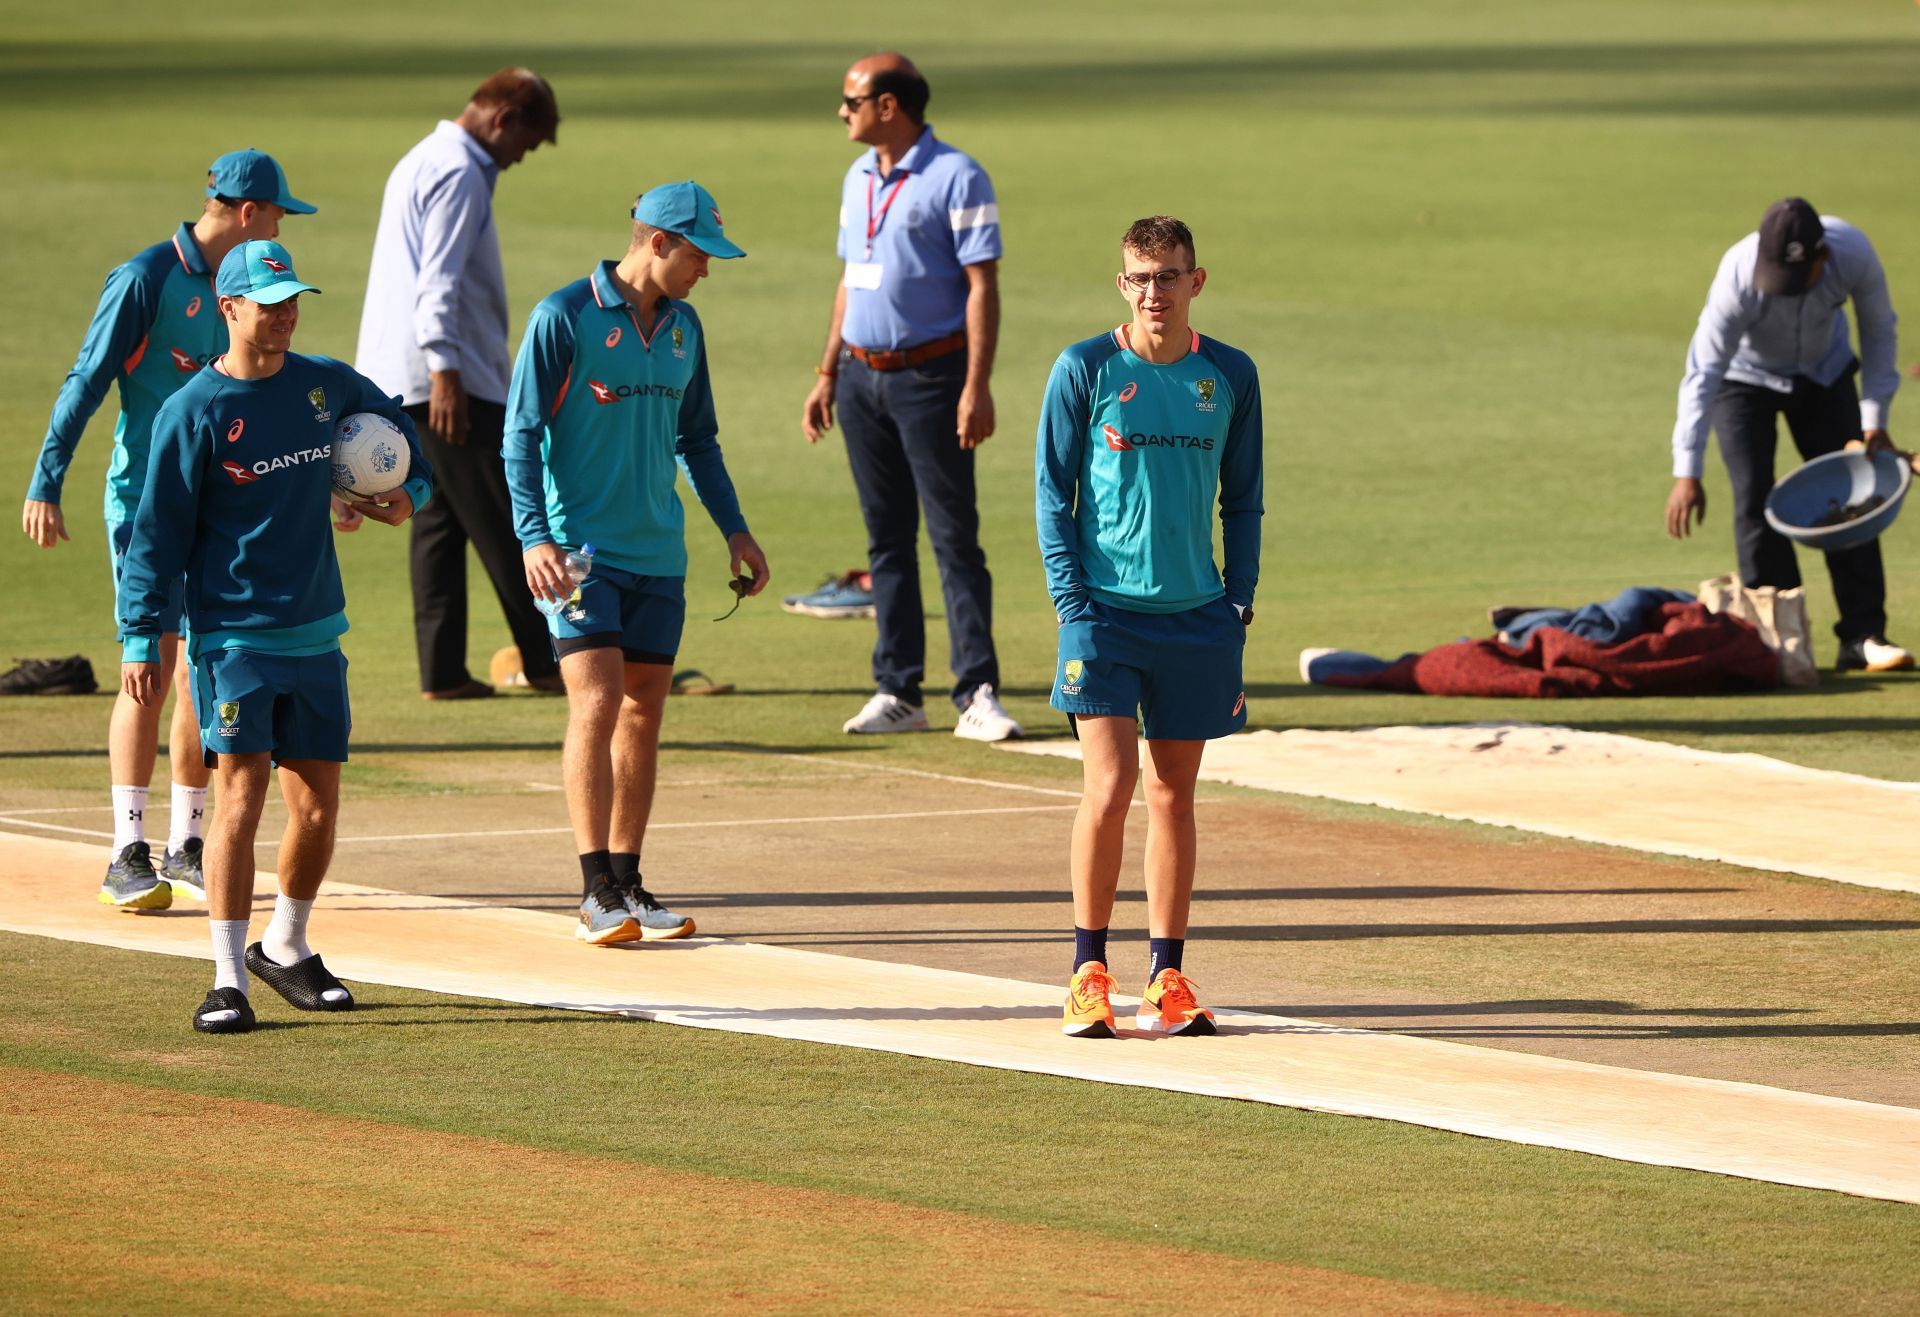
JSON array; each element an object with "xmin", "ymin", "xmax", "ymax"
[{"xmin": 1499, "ymin": 587, "xmax": 1695, "ymax": 649}]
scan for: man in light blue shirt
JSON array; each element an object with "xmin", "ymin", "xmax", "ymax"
[
  {"xmin": 357, "ymin": 68, "xmax": 563, "ymax": 700},
  {"xmin": 800, "ymin": 53, "xmax": 1019, "ymax": 742},
  {"xmin": 1666, "ymin": 197, "xmax": 1907, "ymax": 671}
]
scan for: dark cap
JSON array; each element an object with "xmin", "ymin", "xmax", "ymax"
[{"xmin": 1754, "ymin": 198, "xmax": 1826, "ymax": 295}]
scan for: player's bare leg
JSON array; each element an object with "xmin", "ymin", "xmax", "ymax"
[
  {"xmin": 1062, "ymin": 715, "xmax": 1136, "ymax": 1037},
  {"xmin": 245, "ymin": 758, "xmax": 353, "ymax": 1011},
  {"xmin": 560, "ymin": 647, "xmax": 625, "ymax": 854},
  {"xmin": 1137, "ymin": 736, "xmax": 1214, "ymax": 1036},
  {"xmin": 608, "ymin": 661, "xmax": 691, "ymax": 938},
  {"xmin": 193, "ymin": 750, "xmax": 271, "ymax": 1032},
  {"xmin": 102, "ymin": 634, "xmax": 211, "ymax": 909}
]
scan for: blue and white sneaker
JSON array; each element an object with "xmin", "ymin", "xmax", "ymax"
[
  {"xmin": 618, "ymin": 879, "xmax": 696, "ymax": 940},
  {"xmin": 576, "ymin": 879, "xmax": 641, "ymax": 945},
  {"xmin": 781, "ymin": 570, "xmax": 876, "ymax": 619},
  {"xmin": 99, "ymin": 842, "xmax": 171, "ymax": 911},
  {"xmin": 163, "ymin": 837, "xmax": 206, "ymax": 901}
]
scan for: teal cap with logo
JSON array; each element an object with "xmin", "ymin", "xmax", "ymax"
[
  {"xmin": 206, "ymin": 148, "xmax": 317, "ymax": 215},
  {"xmin": 632, "ymin": 181, "xmax": 745, "ymax": 259},
  {"xmin": 216, "ymin": 240, "xmax": 321, "ymax": 305}
]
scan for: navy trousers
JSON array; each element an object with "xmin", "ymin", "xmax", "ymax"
[
  {"xmin": 836, "ymin": 350, "xmax": 998, "ymax": 708},
  {"xmin": 1711, "ymin": 366, "xmax": 1886, "ymax": 643}
]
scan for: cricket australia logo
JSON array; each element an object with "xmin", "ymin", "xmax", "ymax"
[
  {"xmin": 1195, "ymin": 378, "xmax": 1216, "ymax": 412},
  {"xmin": 1061, "ymin": 658, "xmax": 1086, "ymax": 696},
  {"xmin": 308, "ymin": 387, "xmax": 331, "ymax": 423},
  {"xmin": 671, "ymin": 326, "xmax": 686, "ymax": 359},
  {"xmin": 217, "ymin": 701, "xmax": 241, "ymax": 738}
]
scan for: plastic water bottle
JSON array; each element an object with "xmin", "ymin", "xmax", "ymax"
[{"xmin": 534, "ymin": 542, "xmax": 595, "ymax": 617}]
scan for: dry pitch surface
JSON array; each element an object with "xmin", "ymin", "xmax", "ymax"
[{"xmin": 5, "ymin": 739, "xmax": 1917, "ymax": 1107}]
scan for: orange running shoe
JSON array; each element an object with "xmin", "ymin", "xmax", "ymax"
[
  {"xmin": 1062, "ymin": 961, "xmax": 1118, "ymax": 1038},
  {"xmin": 1138, "ymin": 967, "xmax": 1217, "ymax": 1036}
]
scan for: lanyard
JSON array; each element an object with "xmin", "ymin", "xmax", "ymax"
[{"xmin": 864, "ymin": 171, "xmax": 910, "ymax": 260}]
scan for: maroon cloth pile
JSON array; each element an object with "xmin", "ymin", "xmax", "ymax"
[{"xmin": 1322, "ymin": 603, "xmax": 1780, "ymax": 697}]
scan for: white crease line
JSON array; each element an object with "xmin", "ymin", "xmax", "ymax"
[
  {"xmin": 324, "ymin": 803, "xmax": 1082, "ymax": 845},
  {"xmin": 0, "ymin": 817, "xmax": 114, "ymax": 839},
  {"xmin": 733, "ymin": 750, "xmax": 1083, "ymax": 800}
]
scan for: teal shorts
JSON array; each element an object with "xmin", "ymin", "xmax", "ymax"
[
  {"xmin": 1051, "ymin": 596, "xmax": 1247, "ymax": 741},
  {"xmin": 194, "ymin": 648, "xmax": 350, "ymax": 765},
  {"xmin": 548, "ymin": 565, "xmax": 685, "ymax": 665}
]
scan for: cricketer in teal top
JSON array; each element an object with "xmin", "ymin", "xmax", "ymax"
[
  {"xmin": 504, "ymin": 186, "xmax": 749, "ymax": 576},
  {"xmin": 1036, "ymin": 325, "xmax": 1264, "ymax": 620},
  {"xmin": 28, "ymin": 150, "xmax": 317, "ymax": 527},
  {"xmin": 117, "ymin": 241, "xmax": 432, "ymax": 665}
]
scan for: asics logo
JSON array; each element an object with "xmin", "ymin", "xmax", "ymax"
[
  {"xmin": 184, "ymin": 296, "xmax": 203, "ymax": 318},
  {"xmin": 227, "ymin": 419, "xmax": 245, "ymax": 443},
  {"xmin": 1117, "ymin": 382, "xmax": 1137, "ymax": 403},
  {"xmin": 605, "ymin": 326, "xmax": 622, "ymax": 348}
]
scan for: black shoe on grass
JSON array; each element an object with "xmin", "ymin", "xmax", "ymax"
[
  {"xmin": 245, "ymin": 942, "xmax": 354, "ymax": 1011},
  {"xmin": 193, "ymin": 986, "xmax": 255, "ymax": 1034},
  {"xmin": 99, "ymin": 842, "xmax": 171, "ymax": 911},
  {"xmin": 0, "ymin": 654, "xmax": 97, "ymax": 696}
]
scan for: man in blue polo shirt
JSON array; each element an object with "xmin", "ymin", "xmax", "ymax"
[
  {"xmin": 23, "ymin": 149, "xmax": 314, "ymax": 913},
  {"xmin": 505, "ymin": 182, "xmax": 769, "ymax": 947},
  {"xmin": 1036, "ymin": 215, "xmax": 1264, "ymax": 1040},
  {"xmin": 121, "ymin": 240, "xmax": 432, "ymax": 1033},
  {"xmin": 800, "ymin": 53, "xmax": 1019, "ymax": 742}
]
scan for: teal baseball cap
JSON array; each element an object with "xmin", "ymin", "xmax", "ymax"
[
  {"xmin": 632, "ymin": 181, "xmax": 745, "ymax": 259},
  {"xmin": 216, "ymin": 240, "xmax": 320, "ymax": 305},
  {"xmin": 206, "ymin": 148, "xmax": 317, "ymax": 215}
]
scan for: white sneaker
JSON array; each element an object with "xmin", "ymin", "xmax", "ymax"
[
  {"xmin": 953, "ymin": 683, "xmax": 1022, "ymax": 742},
  {"xmin": 842, "ymin": 692, "xmax": 929, "ymax": 734}
]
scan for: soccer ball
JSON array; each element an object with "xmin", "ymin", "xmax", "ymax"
[{"xmin": 331, "ymin": 413, "xmax": 411, "ymax": 498}]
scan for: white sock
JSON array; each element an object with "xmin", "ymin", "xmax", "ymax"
[
  {"xmin": 263, "ymin": 894, "xmax": 314, "ymax": 966},
  {"xmin": 168, "ymin": 785, "xmax": 208, "ymax": 851},
  {"xmin": 210, "ymin": 919, "xmax": 249, "ymax": 995},
  {"xmin": 111, "ymin": 785, "xmax": 149, "ymax": 854}
]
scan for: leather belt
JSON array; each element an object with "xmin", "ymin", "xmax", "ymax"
[{"xmin": 845, "ymin": 332, "xmax": 966, "ymax": 372}]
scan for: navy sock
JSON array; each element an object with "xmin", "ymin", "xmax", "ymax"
[
  {"xmin": 1148, "ymin": 937, "xmax": 1185, "ymax": 981},
  {"xmin": 610, "ymin": 852, "xmax": 640, "ymax": 886},
  {"xmin": 1073, "ymin": 926, "xmax": 1109, "ymax": 974},
  {"xmin": 580, "ymin": 850, "xmax": 613, "ymax": 897}
]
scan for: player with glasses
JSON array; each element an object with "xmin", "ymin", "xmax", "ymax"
[{"xmin": 1036, "ymin": 215, "xmax": 1264, "ymax": 1039}]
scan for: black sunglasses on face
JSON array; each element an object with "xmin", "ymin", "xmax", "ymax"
[{"xmin": 842, "ymin": 94, "xmax": 873, "ymax": 111}]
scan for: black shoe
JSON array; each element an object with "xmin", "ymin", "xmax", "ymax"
[
  {"xmin": 0, "ymin": 654, "xmax": 97, "ymax": 695},
  {"xmin": 1835, "ymin": 635, "xmax": 1916, "ymax": 673},
  {"xmin": 245, "ymin": 942, "xmax": 354, "ymax": 1011},
  {"xmin": 193, "ymin": 986, "xmax": 256, "ymax": 1034},
  {"xmin": 98, "ymin": 841, "xmax": 171, "ymax": 911},
  {"xmin": 162, "ymin": 837, "xmax": 206, "ymax": 900}
]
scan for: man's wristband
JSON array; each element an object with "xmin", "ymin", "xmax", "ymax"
[{"xmin": 813, "ymin": 365, "xmax": 837, "ymax": 379}]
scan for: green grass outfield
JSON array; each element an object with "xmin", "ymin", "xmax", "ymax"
[
  {"xmin": 4, "ymin": 932, "xmax": 1917, "ymax": 1313},
  {"xmin": 3, "ymin": 0, "xmax": 1920, "ymax": 791}
]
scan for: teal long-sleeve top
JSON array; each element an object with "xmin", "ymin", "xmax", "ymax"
[
  {"xmin": 117, "ymin": 352, "xmax": 432, "ymax": 663},
  {"xmin": 502, "ymin": 261, "xmax": 748, "ymax": 576},
  {"xmin": 1035, "ymin": 325, "xmax": 1264, "ymax": 621}
]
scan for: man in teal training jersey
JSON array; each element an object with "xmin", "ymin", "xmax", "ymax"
[
  {"xmin": 1035, "ymin": 215, "xmax": 1264, "ymax": 1040},
  {"xmin": 505, "ymin": 181, "xmax": 770, "ymax": 946},
  {"xmin": 23, "ymin": 149, "xmax": 315, "ymax": 912},
  {"xmin": 120, "ymin": 240, "xmax": 432, "ymax": 1033}
]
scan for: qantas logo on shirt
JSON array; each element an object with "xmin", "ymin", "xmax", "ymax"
[
  {"xmin": 184, "ymin": 296, "xmax": 203, "ymax": 318},
  {"xmin": 260, "ymin": 256, "xmax": 289, "ymax": 273},
  {"xmin": 588, "ymin": 379, "xmax": 685, "ymax": 405},
  {"xmin": 605, "ymin": 326, "xmax": 622, "ymax": 348},
  {"xmin": 170, "ymin": 347, "xmax": 214, "ymax": 373},
  {"xmin": 221, "ymin": 447, "xmax": 331, "ymax": 485},
  {"xmin": 1104, "ymin": 426, "xmax": 1215, "ymax": 452}
]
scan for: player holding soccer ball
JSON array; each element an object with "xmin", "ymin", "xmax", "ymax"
[
  {"xmin": 504, "ymin": 182, "xmax": 769, "ymax": 945},
  {"xmin": 118, "ymin": 240, "xmax": 432, "ymax": 1034},
  {"xmin": 1035, "ymin": 216, "xmax": 1264, "ymax": 1039}
]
